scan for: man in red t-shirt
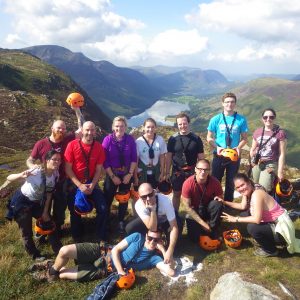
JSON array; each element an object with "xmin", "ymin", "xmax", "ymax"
[
  {"xmin": 26, "ymin": 107, "xmax": 84, "ymax": 231},
  {"xmin": 181, "ymin": 159, "xmax": 224, "ymax": 242},
  {"xmin": 65, "ymin": 121, "xmax": 107, "ymax": 242}
]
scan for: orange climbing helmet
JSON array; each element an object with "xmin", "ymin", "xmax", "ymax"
[
  {"xmin": 34, "ymin": 218, "xmax": 56, "ymax": 235},
  {"xmin": 157, "ymin": 180, "xmax": 172, "ymax": 195},
  {"xmin": 116, "ymin": 268, "xmax": 135, "ymax": 289},
  {"xmin": 115, "ymin": 190, "xmax": 131, "ymax": 203},
  {"xmin": 223, "ymin": 229, "xmax": 242, "ymax": 248},
  {"xmin": 199, "ymin": 235, "xmax": 221, "ymax": 251},
  {"xmin": 220, "ymin": 148, "xmax": 239, "ymax": 162},
  {"xmin": 66, "ymin": 92, "xmax": 84, "ymax": 107},
  {"xmin": 275, "ymin": 179, "xmax": 293, "ymax": 197}
]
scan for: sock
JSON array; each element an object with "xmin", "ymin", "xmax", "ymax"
[{"xmin": 49, "ymin": 266, "xmax": 59, "ymax": 276}]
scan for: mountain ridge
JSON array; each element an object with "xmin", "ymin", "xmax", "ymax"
[{"xmin": 0, "ymin": 48, "xmax": 111, "ymax": 151}]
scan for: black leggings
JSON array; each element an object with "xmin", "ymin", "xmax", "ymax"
[
  {"xmin": 103, "ymin": 176, "xmax": 132, "ymax": 222},
  {"xmin": 247, "ymin": 223, "xmax": 278, "ymax": 253}
]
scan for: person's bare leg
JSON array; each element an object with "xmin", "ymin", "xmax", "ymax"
[
  {"xmin": 53, "ymin": 244, "xmax": 77, "ymax": 272},
  {"xmin": 59, "ymin": 266, "xmax": 79, "ymax": 280}
]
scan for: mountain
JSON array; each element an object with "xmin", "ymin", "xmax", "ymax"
[
  {"xmin": 134, "ymin": 66, "xmax": 235, "ymax": 95},
  {"xmin": 0, "ymin": 48, "xmax": 111, "ymax": 151},
  {"xmin": 23, "ymin": 45, "xmax": 163, "ymax": 118},
  {"xmin": 189, "ymin": 77, "xmax": 300, "ymax": 168}
]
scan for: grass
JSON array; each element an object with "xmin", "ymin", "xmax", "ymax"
[{"xmin": 1, "ymin": 151, "xmax": 300, "ymax": 299}]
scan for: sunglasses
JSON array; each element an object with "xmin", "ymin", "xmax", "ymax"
[
  {"xmin": 147, "ymin": 236, "xmax": 160, "ymax": 243},
  {"xmin": 262, "ymin": 115, "xmax": 275, "ymax": 120},
  {"xmin": 140, "ymin": 190, "xmax": 155, "ymax": 200}
]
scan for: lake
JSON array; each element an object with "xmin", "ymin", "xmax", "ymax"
[{"xmin": 128, "ymin": 100, "xmax": 190, "ymax": 127}]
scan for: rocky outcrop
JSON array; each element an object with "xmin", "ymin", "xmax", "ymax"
[{"xmin": 210, "ymin": 272, "xmax": 280, "ymax": 300}]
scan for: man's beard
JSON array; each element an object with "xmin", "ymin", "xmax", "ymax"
[{"xmin": 53, "ymin": 131, "xmax": 64, "ymax": 141}]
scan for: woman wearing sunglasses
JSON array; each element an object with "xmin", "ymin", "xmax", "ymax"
[
  {"xmin": 135, "ymin": 118, "xmax": 167, "ymax": 189},
  {"xmin": 249, "ymin": 108, "xmax": 287, "ymax": 194}
]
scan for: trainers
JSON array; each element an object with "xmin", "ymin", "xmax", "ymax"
[
  {"xmin": 254, "ymin": 248, "xmax": 278, "ymax": 257},
  {"xmin": 28, "ymin": 259, "xmax": 54, "ymax": 272}
]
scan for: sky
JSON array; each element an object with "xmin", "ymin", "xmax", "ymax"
[{"xmin": 1, "ymin": 0, "xmax": 300, "ymax": 76}]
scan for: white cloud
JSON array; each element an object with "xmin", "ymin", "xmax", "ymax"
[
  {"xmin": 2, "ymin": 0, "xmax": 143, "ymax": 47},
  {"xmin": 207, "ymin": 43, "xmax": 295, "ymax": 62},
  {"xmin": 148, "ymin": 29, "xmax": 208, "ymax": 56},
  {"xmin": 83, "ymin": 29, "xmax": 208, "ymax": 64},
  {"xmin": 84, "ymin": 33, "xmax": 147, "ymax": 62},
  {"xmin": 186, "ymin": 0, "xmax": 300, "ymax": 43}
]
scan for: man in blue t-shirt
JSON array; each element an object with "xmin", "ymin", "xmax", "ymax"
[
  {"xmin": 35, "ymin": 231, "xmax": 175, "ymax": 282},
  {"xmin": 207, "ymin": 92, "xmax": 248, "ymax": 201}
]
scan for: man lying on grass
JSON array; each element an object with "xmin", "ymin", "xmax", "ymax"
[{"xmin": 33, "ymin": 230, "xmax": 175, "ymax": 282}]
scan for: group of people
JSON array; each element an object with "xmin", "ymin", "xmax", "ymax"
[{"xmin": 2, "ymin": 91, "xmax": 299, "ymax": 285}]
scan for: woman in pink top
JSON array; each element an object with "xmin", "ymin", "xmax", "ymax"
[
  {"xmin": 249, "ymin": 108, "xmax": 287, "ymax": 193},
  {"xmin": 220, "ymin": 173, "xmax": 289, "ymax": 257}
]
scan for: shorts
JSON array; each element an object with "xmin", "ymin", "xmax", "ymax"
[
  {"xmin": 171, "ymin": 171, "xmax": 193, "ymax": 191},
  {"xmin": 76, "ymin": 243, "xmax": 106, "ymax": 282}
]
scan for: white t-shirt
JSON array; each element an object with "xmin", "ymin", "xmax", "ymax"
[
  {"xmin": 136, "ymin": 135, "xmax": 167, "ymax": 171},
  {"xmin": 21, "ymin": 168, "xmax": 59, "ymax": 201},
  {"xmin": 135, "ymin": 193, "xmax": 176, "ymax": 224}
]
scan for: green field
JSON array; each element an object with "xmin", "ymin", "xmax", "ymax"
[{"xmin": 0, "ymin": 150, "xmax": 299, "ymax": 300}]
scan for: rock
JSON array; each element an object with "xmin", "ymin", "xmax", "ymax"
[{"xmin": 210, "ymin": 272, "xmax": 280, "ymax": 300}]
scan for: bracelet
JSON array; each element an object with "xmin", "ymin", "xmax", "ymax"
[
  {"xmin": 128, "ymin": 172, "xmax": 133, "ymax": 176},
  {"xmin": 236, "ymin": 216, "xmax": 240, "ymax": 222},
  {"xmin": 110, "ymin": 174, "xmax": 115, "ymax": 179}
]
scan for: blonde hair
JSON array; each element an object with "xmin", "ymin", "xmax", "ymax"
[{"xmin": 112, "ymin": 116, "xmax": 127, "ymax": 130}]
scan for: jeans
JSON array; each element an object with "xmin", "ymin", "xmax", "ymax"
[
  {"xmin": 12, "ymin": 190, "xmax": 62, "ymax": 257},
  {"xmin": 67, "ymin": 183, "xmax": 107, "ymax": 241},
  {"xmin": 186, "ymin": 200, "xmax": 223, "ymax": 242},
  {"xmin": 212, "ymin": 155, "xmax": 240, "ymax": 201}
]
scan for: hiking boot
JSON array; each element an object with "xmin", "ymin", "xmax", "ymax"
[
  {"xmin": 47, "ymin": 265, "xmax": 59, "ymax": 282},
  {"xmin": 28, "ymin": 259, "xmax": 54, "ymax": 272},
  {"xmin": 32, "ymin": 270, "xmax": 48, "ymax": 282},
  {"xmin": 254, "ymin": 248, "xmax": 278, "ymax": 257}
]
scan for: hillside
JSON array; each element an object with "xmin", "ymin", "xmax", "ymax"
[
  {"xmin": 188, "ymin": 77, "xmax": 300, "ymax": 168},
  {"xmin": 23, "ymin": 45, "xmax": 163, "ymax": 118},
  {"xmin": 135, "ymin": 66, "xmax": 236, "ymax": 96},
  {"xmin": 0, "ymin": 49, "xmax": 111, "ymax": 151}
]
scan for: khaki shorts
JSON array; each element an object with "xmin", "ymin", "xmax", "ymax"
[
  {"xmin": 252, "ymin": 162, "xmax": 277, "ymax": 192},
  {"xmin": 76, "ymin": 243, "xmax": 106, "ymax": 282}
]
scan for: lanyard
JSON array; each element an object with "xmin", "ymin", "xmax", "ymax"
[
  {"xmin": 78, "ymin": 139, "xmax": 95, "ymax": 182},
  {"xmin": 257, "ymin": 126, "xmax": 280, "ymax": 154},
  {"xmin": 194, "ymin": 175, "xmax": 210, "ymax": 207},
  {"xmin": 142, "ymin": 134, "xmax": 156, "ymax": 160},
  {"xmin": 179, "ymin": 135, "xmax": 192, "ymax": 165},
  {"xmin": 222, "ymin": 112, "xmax": 237, "ymax": 147},
  {"xmin": 47, "ymin": 137, "xmax": 62, "ymax": 153}
]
